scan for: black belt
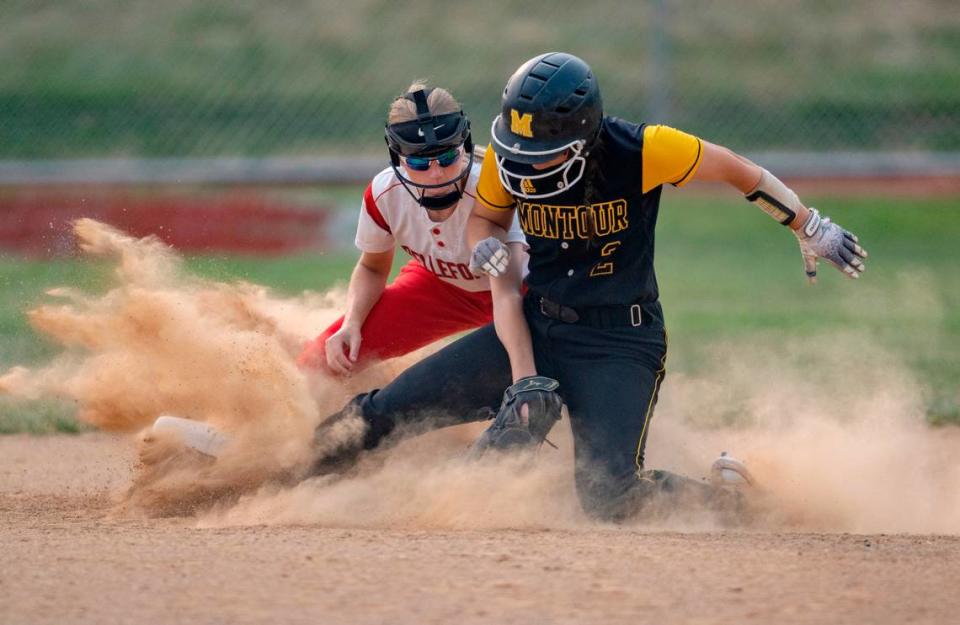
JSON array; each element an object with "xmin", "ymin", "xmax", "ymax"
[{"xmin": 537, "ymin": 296, "xmax": 646, "ymax": 328}]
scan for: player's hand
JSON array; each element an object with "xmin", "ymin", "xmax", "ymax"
[
  {"xmin": 793, "ymin": 208, "xmax": 868, "ymax": 283},
  {"xmin": 469, "ymin": 237, "xmax": 510, "ymax": 277},
  {"xmin": 324, "ymin": 323, "xmax": 363, "ymax": 375}
]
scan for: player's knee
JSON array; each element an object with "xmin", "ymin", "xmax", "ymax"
[
  {"xmin": 308, "ymin": 392, "xmax": 398, "ymax": 477},
  {"xmin": 573, "ymin": 462, "xmax": 650, "ymax": 522},
  {"xmin": 354, "ymin": 391, "xmax": 400, "ymax": 448},
  {"xmin": 316, "ymin": 393, "xmax": 396, "ymax": 450}
]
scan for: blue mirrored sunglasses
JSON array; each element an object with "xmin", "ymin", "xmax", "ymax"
[{"xmin": 404, "ymin": 147, "xmax": 460, "ymax": 171}]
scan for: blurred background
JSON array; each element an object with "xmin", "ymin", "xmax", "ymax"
[
  {"xmin": 1, "ymin": 0, "xmax": 958, "ymax": 431},
  {"xmin": 2, "ymin": 0, "xmax": 959, "ymax": 158}
]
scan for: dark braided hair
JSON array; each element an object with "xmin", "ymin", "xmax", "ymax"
[{"xmin": 581, "ymin": 133, "xmax": 607, "ymax": 249}]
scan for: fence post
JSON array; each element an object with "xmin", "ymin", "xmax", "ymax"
[{"xmin": 647, "ymin": 0, "xmax": 672, "ymax": 124}]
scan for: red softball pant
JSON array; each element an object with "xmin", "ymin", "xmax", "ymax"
[{"xmin": 297, "ymin": 260, "xmax": 493, "ymax": 373}]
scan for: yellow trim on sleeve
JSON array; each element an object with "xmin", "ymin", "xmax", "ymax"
[
  {"xmin": 641, "ymin": 125, "xmax": 704, "ymax": 193},
  {"xmin": 476, "ymin": 143, "xmax": 517, "ymax": 211}
]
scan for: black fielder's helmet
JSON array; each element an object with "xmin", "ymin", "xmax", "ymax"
[
  {"xmin": 385, "ymin": 88, "xmax": 474, "ymax": 210},
  {"xmin": 490, "ymin": 52, "xmax": 603, "ymax": 199}
]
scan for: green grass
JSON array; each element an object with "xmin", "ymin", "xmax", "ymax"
[
  {"xmin": 1, "ymin": 194, "xmax": 959, "ymax": 432},
  {"xmin": 655, "ymin": 194, "xmax": 960, "ymax": 411},
  {"xmin": 0, "ymin": 399, "xmax": 86, "ymax": 435},
  {"xmin": 185, "ymin": 252, "xmax": 359, "ymax": 293},
  {"xmin": 0, "ymin": 257, "xmax": 113, "ymax": 366}
]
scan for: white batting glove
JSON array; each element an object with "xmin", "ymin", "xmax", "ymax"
[
  {"xmin": 469, "ymin": 237, "xmax": 510, "ymax": 277},
  {"xmin": 794, "ymin": 208, "xmax": 868, "ymax": 283}
]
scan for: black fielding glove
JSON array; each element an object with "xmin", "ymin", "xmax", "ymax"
[{"xmin": 467, "ymin": 376, "xmax": 563, "ymax": 459}]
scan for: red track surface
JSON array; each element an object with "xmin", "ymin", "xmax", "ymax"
[{"xmin": 0, "ymin": 187, "xmax": 329, "ymax": 257}]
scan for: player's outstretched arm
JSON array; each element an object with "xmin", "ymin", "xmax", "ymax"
[
  {"xmin": 693, "ymin": 141, "xmax": 868, "ymax": 283},
  {"xmin": 468, "ymin": 242, "xmax": 563, "ymax": 458}
]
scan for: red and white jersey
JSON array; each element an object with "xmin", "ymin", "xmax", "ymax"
[{"xmin": 355, "ymin": 163, "xmax": 526, "ymax": 292}]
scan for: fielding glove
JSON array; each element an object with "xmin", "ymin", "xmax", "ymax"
[{"xmin": 467, "ymin": 376, "xmax": 563, "ymax": 459}]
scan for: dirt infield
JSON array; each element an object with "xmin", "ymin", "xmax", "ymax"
[{"xmin": 1, "ymin": 433, "xmax": 958, "ymax": 625}]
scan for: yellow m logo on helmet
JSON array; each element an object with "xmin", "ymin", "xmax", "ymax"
[{"xmin": 510, "ymin": 109, "xmax": 534, "ymax": 138}]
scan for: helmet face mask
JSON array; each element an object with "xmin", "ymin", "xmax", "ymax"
[
  {"xmin": 490, "ymin": 122, "xmax": 588, "ymax": 199},
  {"xmin": 490, "ymin": 52, "xmax": 602, "ymax": 200},
  {"xmin": 384, "ymin": 88, "xmax": 474, "ymax": 210}
]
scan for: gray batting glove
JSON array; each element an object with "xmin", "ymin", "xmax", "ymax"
[
  {"xmin": 469, "ymin": 236, "xmax": 510, "ymax": 277},
  {"xmin": 794, "ymin": 208, "xmax": 868, "ymax": 283}
]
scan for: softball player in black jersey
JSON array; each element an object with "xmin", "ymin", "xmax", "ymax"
[{"xmin": 306, "ymin": 52, "xmax": 868, "ymax": 521}]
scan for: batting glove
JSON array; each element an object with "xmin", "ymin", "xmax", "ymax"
[
  {"xmin": 469, "ymin": 237, "xmax": 510, "ymax": 277},
  {"xmin": 794, "ymin": 208, "xmax": 868, "ymax": 283}
]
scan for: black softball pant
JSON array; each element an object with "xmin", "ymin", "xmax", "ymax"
[{"xmin": 342, "ymin": 294, "xmax": 702, "ymax": 521}]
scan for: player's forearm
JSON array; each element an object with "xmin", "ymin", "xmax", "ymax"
[
  {"xmin": 490, "ymin": 243, "xmax": 536, "ymax": 382},
  {"xmin": 492, "ymin": 290, "xmax": 537, "ymax": 382},
  {"xmin": 467, "ymin": 210, "xmax": 508, "ymax": 248},
  {"xmin": 341, "ymin": 263, "xmax": 388, "ymax": 328},
  {"xmin": 744, "ymin": 167, "xmax": 813, "ymax": 232},
  {"xmin": 695, "ymin": 140, "xmax": 866, "ymax": 281},
  {"xmin": 696, "ymin": 141, "xmax": 812, "ymax": 230}
]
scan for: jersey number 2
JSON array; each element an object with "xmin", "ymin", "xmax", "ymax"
[{"xmin": 590, "ymin": 241, "xmax": 621, "ymax": 277}]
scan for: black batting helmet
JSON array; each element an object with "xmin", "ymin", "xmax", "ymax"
[{"xmin": 490, "ymin": 52, "xmax": 603, "ymax": 199}]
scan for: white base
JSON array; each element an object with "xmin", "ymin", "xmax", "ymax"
[
  {"xmin": 152, "ymin": 415, "xmax": 230, "ymax": 458},
  {"xmin": 717, "ymin": 468, "xmax": 750, "ymax": 485}
]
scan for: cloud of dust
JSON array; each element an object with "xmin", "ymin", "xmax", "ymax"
[
  {"xmin": 0, "ymin": 219, "xmax": 418, "ymax": 513},
  {"xmin": 199, "ymin": 423, "xmax": 586, "ymax": 531},
  {"xmin": 202, "ymin": 329, "xmax": 959, "ymax": 535},
  {"xmin": 648, "ymin": 332, "xmax": 960, "ymax": 534},
  {"xmin": 3, "ymin": 219, "xmax": 956, "ymax": 534}
]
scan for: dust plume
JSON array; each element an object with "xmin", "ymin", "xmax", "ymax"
[
  {"xmin": 0, "ymin": 219, "xmax": 415, "ymax": 513},
  {"xmin": 202, "ymin": 331, "xmax": 959, "ymax": 535},
  {"xmin": 648, "ymin": 332, "xmax": 960, "ymax": 534},
  {"xmin": 3, "ymin": 220, "xmax": 957, "ymax": 534},
  {"xmin": 200, "ymin": 424, "xmax": 585, "ymax": 531}
]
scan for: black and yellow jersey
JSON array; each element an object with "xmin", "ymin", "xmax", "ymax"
[{"xmin": 477, "ymin": 116, "xmax": 703, "ymax": 312}]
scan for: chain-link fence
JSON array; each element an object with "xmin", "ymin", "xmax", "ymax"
[{"xmin": 2, "ymin": 0, "xmax": 958, "ymax": 161}]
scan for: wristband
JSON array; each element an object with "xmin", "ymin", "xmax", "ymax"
[{"xmin": 745, "ymin": 168, "xmax": 802, "ymax": 226}]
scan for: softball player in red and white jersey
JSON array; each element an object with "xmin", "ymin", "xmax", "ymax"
[{"xmin": 297, "ymin": 84, "xmax": 525, "ymax": 375}]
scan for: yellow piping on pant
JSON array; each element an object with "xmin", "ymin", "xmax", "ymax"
[{"xmin": 634, "ymin": 329, "xmax": 668, "ymax": 474}]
